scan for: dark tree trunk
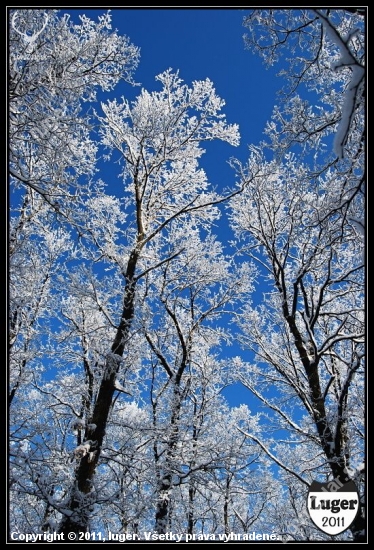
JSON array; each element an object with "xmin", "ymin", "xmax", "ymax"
[
  {"xmin": 58, "ymin": 252, "xmax": 139, "ymax": 536},
  {"xmin": 281, "ymin": 292, "xmax": 366, "ymax": 543}
]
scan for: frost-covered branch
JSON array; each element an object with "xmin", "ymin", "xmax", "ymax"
[
  {"xmin": 237, "ymin": 428, "xmax": 309, "ymax": 487},
  {"xmin": 315, "ymin": 10, "xmax": 365, "ymax": 159}
]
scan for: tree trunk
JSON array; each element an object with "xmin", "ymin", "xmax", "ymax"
[
  {"xmin": 283, "ymin": 306, "xmax": 366, "ymax": 542},
  {"xmin": 154, "ymin": 384, "xmax": 183, "ymax": 534},
  {"xmin": 58, "ymin": 254, "xmax": 138, "ymax": 536}
]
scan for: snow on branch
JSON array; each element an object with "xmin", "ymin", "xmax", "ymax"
[
  {"xmin": 315, "ymin": 10, "xmax": 365, "ymax": 159},
  {"xmin": 237, "ymin": 428, "xmax": 309, "ymax": 487},
  {"xmin": 71, "ymin": 440, "xmax": 98, "ymax": 462}
]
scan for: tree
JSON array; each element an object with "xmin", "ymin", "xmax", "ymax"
[
  {"xmin": 9, "ymin": 7, "xmax": 139, "ymax": 404},
  {"xmin": 9, "ymin": 9, "xmax": 139, "ymax": 204},
  {"xmin": 36, "ymin": 68, "xmax": 239, "ymax": 535},
  {"xmin": 243, "ymin": 9, "xmax": 365, "ymax": 162},
  {"xmin": 228, "ymin": 150, "xmax": 365, "ymax": 541},
  {"xmin": 9, "ymin": 10, "xmax": 247, "ymax": 537},
  {"xmin": 137, "ymin": 226, "xmax": 255, "ymax": 533},
  {"xmin": 8, "ymin": 9, "xmax": 244, "ymax": 535},
  {"xmin": 228, "ymin": 9, "xmax": 366, "ymax": 541}
]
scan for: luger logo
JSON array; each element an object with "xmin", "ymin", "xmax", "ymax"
[{"xmin": 307, "ymin": 479, "xmax": 359, "ymax": 536}]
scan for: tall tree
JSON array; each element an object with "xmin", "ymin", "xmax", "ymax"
[
  {"xmin": 55, "ymin": 69, "xmax": 240, "ymax": 535},
  {"xmin": 231, "ymin": 9, "xmax": 366, "ymax": 541},
  {"xmin": 138, "ymin": 226, "xmax": 255, "ymax": 533},
  {"xmin": 229, "ymin": 151, "xmax": 365, "ymax": 541}
]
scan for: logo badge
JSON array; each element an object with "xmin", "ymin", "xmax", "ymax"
[{"xmin": 307, "ymin": 479, "xmax": 359, "ymax": 536}]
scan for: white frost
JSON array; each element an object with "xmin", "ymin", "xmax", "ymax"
[
  {"xmin": 317, "ymin": 11, "xmax": 365, "ymax": 159},
  {"xmin": 114, "ymin": 380, "xmax": 129, "ymax": 393}
]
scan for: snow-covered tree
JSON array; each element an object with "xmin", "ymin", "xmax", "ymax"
[
  {"xmin": 137, "ymin": 226, "xmax": 255, "ymax": 533},
  {"xmin": 9, "ymin": 6, "xmax": 139, "ymax": 407},
  {"xmin": 243, "ymin": 9, "xmax": 365, "ymax": 162},
  {"xmin": 229, "ymin": 151, "xmax": 365, "ymax": 541},
  {"xmin": 9, "ymin": 9, "xmax": 139, "ymax": 205},
  {"xmin": 227, "ymin": 10, "xmax": 366, "ymax": 541},
  {"xmin": 52, "ymin": 68, "xmax": 240, "ymax": 534}
]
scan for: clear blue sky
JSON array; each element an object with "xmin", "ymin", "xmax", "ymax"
[{"xmin": 62, "ymin": 8, "xmax": 285, "ymax": 407}]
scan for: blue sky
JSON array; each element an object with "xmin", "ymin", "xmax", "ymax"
[{"xmin": 61, "ymin": 8, "xmax": 285, "ymax": 407}]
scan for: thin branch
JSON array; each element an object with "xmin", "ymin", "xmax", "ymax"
[{"xmin": 237, "ymin": 428, "xmax": 309, "ymax": 487}]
